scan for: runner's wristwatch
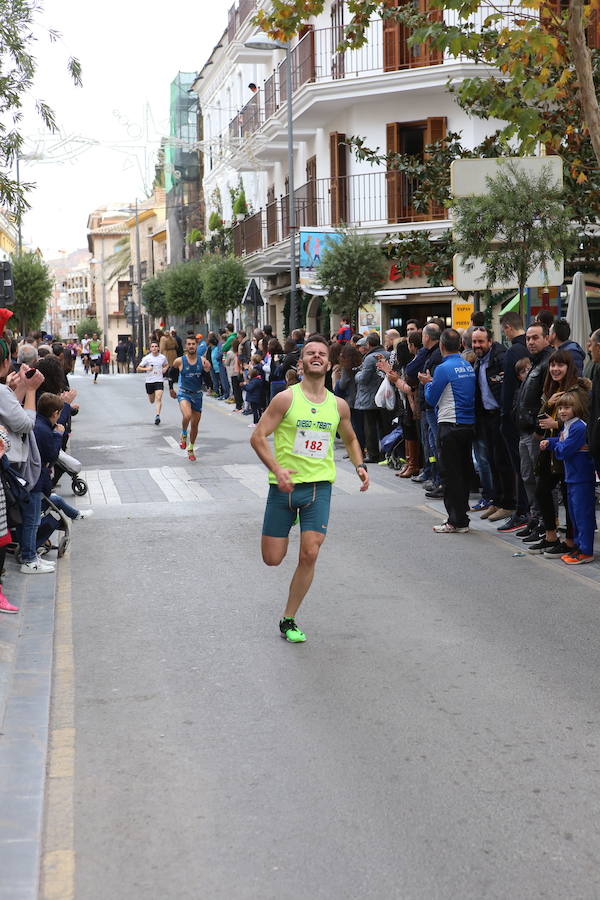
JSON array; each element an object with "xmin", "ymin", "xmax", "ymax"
[{"xmin": 356, "ymin": 464, "xmax": 367, "ymax": 472}]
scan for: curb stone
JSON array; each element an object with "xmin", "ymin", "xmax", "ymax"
[{"xmin": 0, "ymin": 557, "xmax": 58, "ymax": 900}]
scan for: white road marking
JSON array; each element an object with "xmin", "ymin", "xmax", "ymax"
[
  {"xmin": 160, "ymin": 435, "xmax": 186, "ymax": 457},
  {"xmin": 333, "ymin": 466, "xmax": 394, "ymax": 496},
  {"xmin": 80, "ymin": 469, "xmax": 122, "ymax": 506},
  {"xmin": 148, "ymin": 467, "xmax": 211, "ymax": 502},
  {"xmin": 223, "ymin": 464, "xmax": 269, "ymax": 498}
]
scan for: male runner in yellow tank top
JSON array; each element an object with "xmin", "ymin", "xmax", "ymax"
[{"xmin": 250, "ymin": 334, "xmax": 369, "ymax": 642}]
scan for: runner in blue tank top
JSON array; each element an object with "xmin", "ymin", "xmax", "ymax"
[{"xmin": 170, "ymin": 334, "xmax": 211, "ymax": 461}]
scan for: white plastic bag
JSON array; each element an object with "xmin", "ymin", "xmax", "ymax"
[{"xmin": 375, "ymin": 376, "xmax": 396, "ymax": 411}]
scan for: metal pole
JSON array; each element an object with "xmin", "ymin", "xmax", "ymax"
[
  {"xmin": 101, "ymin": 238, "xmax": 108, "ymax": 357},
  {"xmin": 134, "ymin": 199, "xmax": 143, "ymax": 362},
  {"xmin": 286, "ymin": 44, "xmax": 298, "ymax": 334},
  {"xmin": 16, "ymin": 153, "xmax": 22, "ymax": 255}
]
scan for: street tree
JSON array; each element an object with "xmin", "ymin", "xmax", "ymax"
[
  {"xmin": 163, "ymin": 261, "xmax": 207, "ymax": 319},
  {"xmin": 203, "ymin": 256, "xmax": 247, "ymax": 319},
  {"xmin": 0, "ymin": 2, "xmax": 81, "ymax": 220},
  {"xmin": 255, "ymin": 0, "xmax": 600, "ymax": 168},
  {"xmin": 76, "ymin": 317, "xmax": 101, "ymax": 341},
  {"xmin": 452, "ymin": 163, "xmax": 576, "ymax": 317},
  {"xmin": 142, "ymin": 273, "xmax": 169, "ymax": 322},
  {"xmin": 11, "ymin": 252, "xmax": 52, "ymax": 334},
  {"xmin": 317, "ymin": 230, "xmax": 388, "ymax": 326}
]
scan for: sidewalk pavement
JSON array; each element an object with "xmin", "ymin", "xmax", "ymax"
[{"xmin": 0, "ymin": 555, "xmax": 58, "ymax": 900}]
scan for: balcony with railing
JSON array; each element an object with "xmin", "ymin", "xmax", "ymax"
[
  {"xmin": 230, "ymin": 171, "xmax": 447, "ymax": 260},
  {"xmin": 227, "ymin": 0, "xmax": 257, "ymax": 43}
]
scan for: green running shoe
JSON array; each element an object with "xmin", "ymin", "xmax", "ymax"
[{"xmin": 279, "ymin": 617, "xmax": 306, "ymax": 643}]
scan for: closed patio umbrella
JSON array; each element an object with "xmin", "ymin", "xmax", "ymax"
[{"xmin": 566, "ymin": 271, "xmax": 591, "ymax": 352}]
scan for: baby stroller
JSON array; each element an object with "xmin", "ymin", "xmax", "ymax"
[
  {"xmin": 380, "ymin": 424, "xmax": 405, "ymax": 471},
  {"xmin": 8, "ymin": 494, "xmax": 72, "ymax": 562},
  {"xmin": 52, "ymin": 450, "xmax": 88, "ymax": 497}
]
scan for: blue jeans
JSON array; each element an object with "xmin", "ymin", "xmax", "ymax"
[
  {"xmin": 50, "ymin": 493, "xmax": 79, "ymax": 519},
  {"xmin": 20, "ymin": 490, "xmax": 43, "ymax": 562},
  {"xmin": 219, "ymin": 367, "xmax": 231, "ymax": 398},
  {"xmin": 472, "ymin": 437, "xmax": 494, "ymax": 502},
  {"xmin": 420, "ymin": 416, "xmax": 432, "ymax": 479},
  {"xmin": 425, "ymin": 408, "xmax": 440, "ymax": 485}
]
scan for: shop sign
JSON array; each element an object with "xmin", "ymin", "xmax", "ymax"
[{"xmin": 451, "ymin": 300, "xmax": 474, "ymax": 330}]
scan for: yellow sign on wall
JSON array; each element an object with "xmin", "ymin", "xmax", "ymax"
[{"xmin": 452, "ymin": 300, "xmax": 474, "ymax": 331}]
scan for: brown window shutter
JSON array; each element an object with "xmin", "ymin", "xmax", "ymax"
[
  {"xmin": 306, "ymin": 156, "xmax": 317, "ymax": 227},
  {"xmin": 383, "ymin": 0, "xmax": 401, "ymax": 72},
  {"xmin": 416, "ymin": 0, "xmax": 443, "ymax": 66},
  {"xmin": 424, "ymin": 117, "xmax": 446, "ymax": 217},
  {"xmin": 588, "ymin": 7, "xmax": 600, "ymax": 48},
  {"xmin": 330, "ymin": 133, "xmax": 348, "ymax": 225},
  {"xmin": 297, "ymin": 24, "xmax": 316, "ymax": 87},
  {"xmin": 386, "ymin": 122, "xmax": 403, "ymax": 223}
]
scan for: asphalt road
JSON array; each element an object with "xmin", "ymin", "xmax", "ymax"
[{"xmin": 46, "ymin": 369, "xmax": 600, "ymax": 899}]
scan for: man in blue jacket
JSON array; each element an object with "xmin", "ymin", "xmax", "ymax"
[{"xmin": 421, "ymin": 328, "xmax": 476, "ymax": 534}]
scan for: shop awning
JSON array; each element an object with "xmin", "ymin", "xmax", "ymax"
[{"xmin": 499, "ymin": 293, "xmax": 520, "ymax": 314}]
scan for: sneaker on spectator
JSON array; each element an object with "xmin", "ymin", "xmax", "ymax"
[
  {"xmin": 76, "ymin": 510, "xmax": 94, "ymax": 520},
  {"xmin": 0, "ymin": 590, "xmax": 18, "ymax": 614},
  {"xmin": 20, "ymin": 557, "xmax": 55, "ymax": 574},
  {"xmin": 543, "ymin": 541, "xmax": 569, "ymax": 558},
  {"xmin": 421, "ymin": 480, "xmax": 435, "ymax": 491},
  {"xmin": 562, "ymin": 550, "xmax": 594, "ymax": 565},
  {"xmin": 516, "ymin": 519, "xmax": 539, "ymax": 538},
  {"xmin": 433, "ymin": 522, "xmax": 469, "ymax": 534},
  {"xmin": 527, "ymin": 538, "xmax": 559, "ymax": 555},
  {"xmin": 522, "ymin": 528, "xmax": 545, "ymax": 543},
  {"xmin": 479, "ymin": 505, "xmax": 498, "ymax": 520},
  {"xmin": 425, "ymin": 486, "xmax": 444, "ymax": 499},
  {"xmin": 471, "ymin": 498, "xmax": 493, "ymax": 512},
  {"xmin": 487, "ymin": 507, "xmax": 515, "ymax": 522},
  {"xmin": 497, "ymin": 513, "xmax": 529, "ymax": 532},
  {"xmin": 411, "ymin": 472, "xmax": 428, "ymax": 483}
]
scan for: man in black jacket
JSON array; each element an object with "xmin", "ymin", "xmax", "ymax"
[
  {"xmin": 472, "ymin": 327, "xmax": 523, "ymax": 529},
  {"xmin": 414, "ymin": 324, "xmax": 443, "ymax": 495},
  {"xmin": 499, "ymin": 311, "xmax": 531, "ymax": 530},
  {"xmin": 516, "ymin": 323, "xmax": 552, "ymax": 522}
]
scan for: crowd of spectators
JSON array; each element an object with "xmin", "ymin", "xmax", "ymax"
[
  {"xmin": 0, "ymin": 325, "xmax": 90, "ymax": 615},
  {"xmin": 192, "ymin": 309, "xmax": 600, "ymax": 565}
]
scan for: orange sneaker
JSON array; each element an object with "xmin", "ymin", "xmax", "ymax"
[
  {"xmin": 179, "ymin": 434, "xmax": 187, "ymax": 450},
  {"xmin": 188, "ymin": 449, "xmax": 196, "ymax": 462},
  {"xmin": 563, "ymin": 551, "xmax": 594, "ymax": 565}
]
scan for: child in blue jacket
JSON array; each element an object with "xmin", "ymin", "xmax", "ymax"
[
  {"xmin": 541, "ymin": 390, "xmax": 596, "ymax": 565},
  {"xmin": 241, "ymin": 367, "xmax": 265, "ymax": 424}
]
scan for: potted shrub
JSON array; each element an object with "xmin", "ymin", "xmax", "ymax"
[
  {"xmin": 233, "ymin": 190, "xmax": 248, "ymax": 222},
  {"xmin": 208, "ymin": 211, "xmax": 224, "ymax": 232}
]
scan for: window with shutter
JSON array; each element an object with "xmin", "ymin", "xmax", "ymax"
[
  {"xmin": 306, "ymin": 156, "xmax": 317, "ymax": 227},
  {"xmin": 297, "ymin": 25, "xmax": 316, "ymax": 87},
  {"xmin": 331, "ymin": 1, "xmax": 345, "ymax": 78},
  {"xmin": 330, "ymin": 133, "xmax": 348, "ymax": 225},
  {"xmin": 386, "ymin": 119, "xmax": 446, "ymax": 222},
  {"xmin": 424, "ymin": 117, "xmax": 447, "ymax": 217},
  {"xmin": 266, "ymin": 185, "xmax": 277, "ymax": 245}
]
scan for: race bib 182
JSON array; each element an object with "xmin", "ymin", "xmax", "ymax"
[{"xmin": 293, "ymin": 429, "xmax": 330, "ymax": 459}]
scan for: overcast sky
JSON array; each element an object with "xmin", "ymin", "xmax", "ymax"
[{"xmin": 19, "ymin": 0, "xmax": 227, "ymax": 259}]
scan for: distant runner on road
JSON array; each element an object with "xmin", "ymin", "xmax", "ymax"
[
  {"xmin": 137, "ymin": 340, "xmax": 168, "ymax": 425},
  {"xmin": 170, "ymin": 334, "xmax": 211, "ymax": 461},
  {"xmin": 250, "ymin": 333, "xmax": 369, "ymax": 643},
  {"xmin": 89, "ymin": 332, "xmax": 102, "ymax": 384}
]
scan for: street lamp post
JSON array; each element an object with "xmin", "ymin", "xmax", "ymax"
[
  {"xmin": 134, "ymin": 199, "xmax": 143, "ymax": 362},
  {"xmin": 244, "ymin": 34, "xmax": 298, "ymax": 332}
]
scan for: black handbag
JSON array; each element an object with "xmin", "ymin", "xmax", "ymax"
[{"xmin": 1, "ymin": 461, "xmax": 29, "ymax": 527}]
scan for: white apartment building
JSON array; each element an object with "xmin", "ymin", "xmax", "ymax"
[
  {"xmin": 194, "ymin": 0, "xmax": 506, "ymax": 334},
  {"xmin": 62, "ymin": 264, "xmax": 91, "ymax": 339}
]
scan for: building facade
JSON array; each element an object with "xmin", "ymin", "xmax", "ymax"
[
  {"xmin": 0, "ymin": 210, "xmax": 17, "ymax": 263},
  {"xmin": 45, "ymin": 249, "xmax": 91, "ymax": 339},
  {"xmin": 87, "ymin": 207, "xmax": 132, "ymax": 353},
  {"xmin": 193, "ymin": 0, "xmax": 508, "ymax": 334}
]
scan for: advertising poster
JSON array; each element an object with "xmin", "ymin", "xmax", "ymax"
[{"xmin": 299, "ymin": 230, "xmax": 342, "ymax": 294}]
